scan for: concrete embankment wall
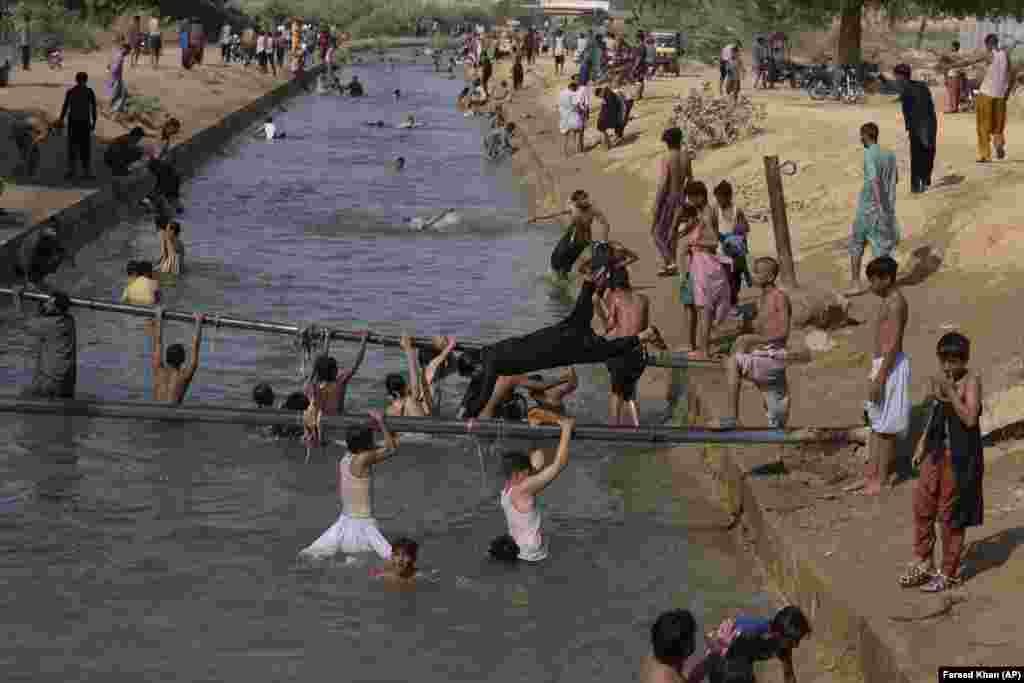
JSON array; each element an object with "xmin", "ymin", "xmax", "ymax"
[
  {"xmin": 706, "ymin": 446, "xmax": 910, "ymax": 683},
  {"xmin": 0, "ymin": 65, "xmax": 324, "ymax": 285}
]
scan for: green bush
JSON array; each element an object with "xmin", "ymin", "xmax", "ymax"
[{"xmin": 125, "ymin": 94, "xmax": 163, "ymax": 116}]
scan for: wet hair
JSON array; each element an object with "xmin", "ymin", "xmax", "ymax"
[
  {"xmin": 568, "ymin": 80, "xmax": 578, "ymax": 90},
  {"xmin": 684, "ymin": 180, "xmax": 708, "ymax": 201},
  {"xmin": 253, "ymin": 383, "xmax": 275, "ymax": 407},
  {"xmin": 385, "ymin": 372, "xmax": 407, "ymax": 398},
  {"xmin": 506, "ymin": 122, "xmax": 516, "ymax": 132},
  {"xmin": 166, "ymin": 343, "xmax": 186, "ymax": 369},
  {"xmin": 678, "ymin": 204, "xmax": 699, "ymax": 221},
  {"xmin": 489, "ymin": 533, "xmax": 520, "ymax": 562},
  {"xmin": 266, "ymin": 117, "xmax": 273, "ymax": 124},
  {"xmin": 168, "ymin": 221, "xmax": 181, "ymax": 236},
  {"xmin": 312, "ymin": 355, "xmax": 338, "ymax": 382},
  {"xmin": 952, "ymin": 41, "xmax": 960, "ymax": 49},
  {"xmin": 50, "ymin": 292, "xmax": 71, "ymax": 314},
  {"xmin": 502, "ymin": 451, "xmax": 533, "ymax": 478},
  {"xmin": 706, "ymin": 653, "xmax": 757, "ymax": 683},
  {"xmin": 893, "ymin": 63, "xmax": 911, "ymax": 78},
  {"xmin": 860, "ymin": 122, "xmax": 879, "ymax": 141},
  {"xmin": 456, "ymin": 351, "xmax": 480, "ymax": 378},
  {"xmin": 651, "ymin": 609, "xmax": 697, "ymax": 664},
  {"xmin": 865, "ymin": 255, "xmax": 898, "ymax": 281},
  {"xmin": 937, "ymin": 332, "xmax": 970, "ymax": 360},
  {"xmin": 75, "ymin": 71, "xmax": 88, "ymax": 84},
  {"xmin": 282, "ymin": 392, "xmax": 310, "ymax": 411},
  {"xmin": 609, "ymin": 267, "xmax": 630, "ymax": 290},
  {"xmin": 772, "ymin": 605, "xmax": 811, "ymax": 642},
  {"xmin": 391, "ymin": 537, "xmax": 419, "ymax": 560},
  {"xmin": 154, "ymin": 215, "xmax": 169, "ymax": 230},
  {"xmin": 713, "ymin": 179, "xmax": 733, "ymax": 199},
  {"xmin": 985, "ymin": 33, "xmax": 998, "ymax": 48},
  {"xmin": 660, "ymin": 126, "xmax": 683, "ymax": 149},
  {"xmin": 126, "ymin": 260, "xmax": 139, "ymax": 276},
  {"xmin": 345, "ymin": 424, "xmax": 375, "ymax": 453},
  {"xmin": 753, "ymin": 256, "xmax": 779, "ymax": 278},
  {"xmin": 570, "ymin": 189, "xmax": 589, "ymax": 203}
]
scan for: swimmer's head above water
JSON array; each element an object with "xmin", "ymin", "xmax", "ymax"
[
  {"xmin": 385, "ymin": 372, "xmax": 407, "ymax": 399},
  {"xmin": 253, "ymin": 382, "xmax": 275, "ymax": 407},
  {"xmin": 488, "ymin": 533, "xmax": 520, "ymax": 562},
  {"xmin": 345, "ymin": 423, "xmax": 375, "ymax": 453},
  {"xmin": 394, "ymin": 156, "xmax": 405, "ymax": 170},
  {"xmin": 389, "ymin": 537, "xmax": 419, "ymax": 578}
]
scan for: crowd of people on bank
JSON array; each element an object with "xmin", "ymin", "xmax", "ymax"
[{"xmin": 7, "ymin": 19, "xmax": 999, "ymax": 680}]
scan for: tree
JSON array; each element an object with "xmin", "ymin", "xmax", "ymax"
[{"xmin": 791, "ymin": 0, "xmax": 1024, "ymax": 65}]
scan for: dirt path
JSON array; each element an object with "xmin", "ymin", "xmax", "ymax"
[{"xmin": 1, "ymin": 44, "xmax": 289, "ymax": 232}]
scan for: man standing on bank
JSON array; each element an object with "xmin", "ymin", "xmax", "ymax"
[
  {"xmin": 892, "ymin": 64, "xmax": 936, "ymax": 193},
  {"xmin": 976, "ymin": 33, "xmax": 1013, "ymax": 163},
  {"xmin": 57, "ymin": 72, "xmax": 98, "ymax": 181}
]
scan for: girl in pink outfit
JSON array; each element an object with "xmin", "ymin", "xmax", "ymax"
[{"xmin": 677, "ymin": 181, "xmax": 732, "ymax": 360}]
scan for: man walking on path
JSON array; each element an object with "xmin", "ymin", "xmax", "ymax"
[
  {"xmin": 892, "ymin": 64, "xmax": 937, "ymax": 193},
  {"xmin": 976, "ymin": 34, "xmax": 1012, "ymax": 163},
  {"xmin": 18, "ymin": 12, "xmax": 31, "ymax": 71},
  {"xmin": 109, "ymin": 43, "xmax": 131, "ymax": 113},
  {"xmin": 58, "ymin": 72, "xmax": 98, "ymax": 181},
  {"xmin": 848, "ymin": 122, "xmax": 899, "ymax": 293}
]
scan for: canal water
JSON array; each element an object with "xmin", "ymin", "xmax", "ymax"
[{"xmin": 0, "ymin": 55, "xmax": 774, "ymax": 681}]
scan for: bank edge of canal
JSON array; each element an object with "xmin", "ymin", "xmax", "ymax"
[{"xmin": 0, "ymin": 64, "xmax": 327, "ymax": 286}]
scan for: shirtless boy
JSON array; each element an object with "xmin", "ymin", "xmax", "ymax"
[
  {"xmin": 525, "ymin": 367, "xmax": 577, "ymax": 424},
  {"xmin": 479, "ymin": 369, "xmax": 568, "ymax": 420},
  {"xmin": 710, "ymin": 257, "xmax": 792, "ymax": 430},
  {"xmin": 597, "ymin": 268, "xmax": 650, "ymax": 426},
  {"xmin": 151, "ymin": 309, "xmax": 205, "ymax": 404},
  {"xmin": 532, "ymin": 190, "xmax": 612, "ymax": 278},
  {"xmin": 640, "ymin": 609, "xmax": 708, "ymax": 683},
  {"xmin": 385, "ymin": 334, "xmax": 434, "ymax": 417},
  {"xmin": 863, "ymin": 256, "xmax": 910, "ymax": 495}
]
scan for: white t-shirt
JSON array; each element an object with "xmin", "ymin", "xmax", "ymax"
[
  {"xmin": 263, "ymin": 122, "xmax": 277, "ymax": 140},
  {"xmin": 554, "ymin": 36, "xmax": 565, "ymax": 56}
]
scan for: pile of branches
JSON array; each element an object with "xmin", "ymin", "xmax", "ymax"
[{"xmin": 666, "ymin": 88, "xmax": 767, "ymax": 152}]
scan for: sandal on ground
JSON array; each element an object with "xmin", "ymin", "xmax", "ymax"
[
  {"xmin": 920, "ymin": 573, "xmax": 949, "ymax": 593},
  {"xmin": 898, "ymin": 562, "xmax": 935, "ymax": 588}
]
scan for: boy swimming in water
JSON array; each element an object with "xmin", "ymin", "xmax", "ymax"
[
  {"xmin": 299, "ymin": 411, "xmax": 400, "ymax": 561},
  {"xmin": 640, "ymin": 609, "xmax": 709, "ymax": 683},
  {"xmin": 370, "ymin": 537, "xmax": 418, "ymax": 585},
  {"xmin": 494, "ymin": 415, "xmax": 575, "ymax": 562},
  {"xmin": 150, "ymin": 309, "xmax": 205, "ymax": 404}
]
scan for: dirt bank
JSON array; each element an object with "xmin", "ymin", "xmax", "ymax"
[
  {"xmin": 499, "ymin": 50, "xmax": 1024, "ymax": 682},
  {"xmin": 1, "ymin": 43, "xmax": 292, "ymax": 233}
]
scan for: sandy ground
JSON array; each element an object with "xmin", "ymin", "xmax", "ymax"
[
  {"xmin": 496, "ymin": 46, "xmax": 1024, "ymax": 680},
  {"xmin": 0, "ymin": 43, "xmax": 290, "ymax": 231}
]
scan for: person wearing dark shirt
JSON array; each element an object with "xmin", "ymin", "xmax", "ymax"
[
  {"xmin": 104, "ymin": 127, "xmax": 146, "ymax": 176},
  {"xmin": 889, "ymin": 63, "xmax": 937, "ymax": 193},
  {"xmin": 14, "ymin": 225, "xmax": 65, "ymax": 291},
  {"xmin": 145, "ymin": 158, "xmax": 183, "ymax": 218},
  {"xmin": 346, "ymin": 76, "xmax": 364, "ymax": 96},
  {"xmin": 706, "ymin": 606, "xmax": 812, "ymax": 683},
  {"xmin": 57, "ymin": 72, "xmax": 98, "ymax": 181},
  {"xmin": 19, "ymin": 291, "xmax": 77, "ymax": 400}
]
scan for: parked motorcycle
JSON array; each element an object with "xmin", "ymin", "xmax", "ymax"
[{"xmin": 806, "ymin": 64, "xmax": 865, "ymax": 104}]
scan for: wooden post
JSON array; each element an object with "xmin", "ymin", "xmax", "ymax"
[{"xmin": 763, "ymin": 155, "xmax": 798, "ymax": 288}]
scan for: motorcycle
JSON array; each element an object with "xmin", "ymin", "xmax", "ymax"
[{"xmin": 806, "ymin": 64, "xmax": 865, "ymax": 104}]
